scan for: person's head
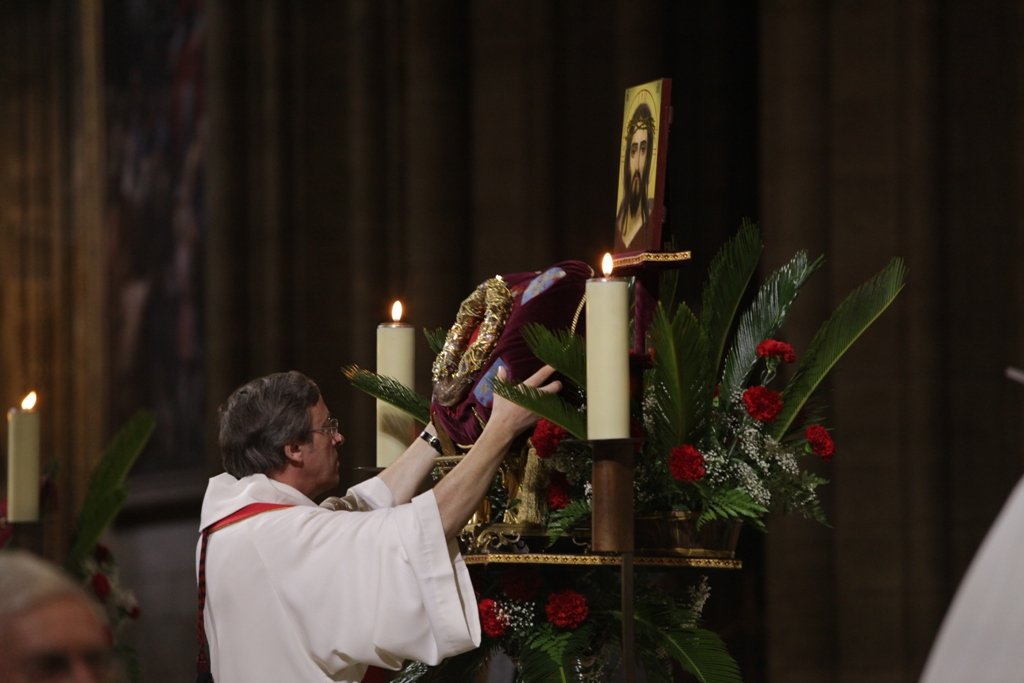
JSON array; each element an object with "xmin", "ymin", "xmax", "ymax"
[
  {"xmin": 0, "ymin": 551, "xmax": 114, "ymax": 683},
  {"xmin": 218, "ymin": 371, "xmax": 344, "ymax": 497},
  {"xmin": 621, "ymin": 103, "xmax": 655, "ymax": 217}
]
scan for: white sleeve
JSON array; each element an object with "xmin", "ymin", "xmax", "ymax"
[{"xmin": 256, "ymin": 489, "xmax": 479, "ymax": 674}]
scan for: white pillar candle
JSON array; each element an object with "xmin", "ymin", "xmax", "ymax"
[
  {"xmin": 376, "ymin": 301, "xmax": 416, "ymax": 467},
  {"xmin": 7, "ymin": 391, "xmax": 40, "ymax": 522},
  {"xmin": 586, "ymin": 255, "xmax": 630, "ymax": 439}
]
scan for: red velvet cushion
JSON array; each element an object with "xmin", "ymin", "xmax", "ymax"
[{"xmin": 431, "ymin": 260, "xmax": 592, "ymax": 446}]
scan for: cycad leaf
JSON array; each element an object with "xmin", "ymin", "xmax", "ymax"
[
  {"xmin": 720, "ymin": 251, "xmax": 823, "ymax": 397},
  {"xmin": 769, "ymin": 257, "xmax": 907, "ymax": 439},
  {"xmin": 700, "ymin": 218, "xmax": 763, "ymax": 377},
  {"xmin": 67, "ymin": 410, "xmax": 155, "ymax": 570},
  {"xmin": 521, "ymin": 323, "xmax": 587, "ymax": 390},
  {"xmin": 424, "ymin": 327, "xmax": 446, "ymax": 356},
  {"xmin": 631, "ymin": 604, "xmax": 741, "ymax": 683},
  {"xmin": 647, "ymin": 302, "xmax": 711, "ymax": 445},
  {"xmin": 492, "ymin": 379, "xmax": 586, "ymax": 440},
  {"xmin": 342, "ymin": 365, "xmax": 430, "ymax": 425}
]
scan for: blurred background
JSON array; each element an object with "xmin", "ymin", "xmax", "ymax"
[{"xmin": 2, "ymin": 1, "xmax": 1023, "ymax": 681}]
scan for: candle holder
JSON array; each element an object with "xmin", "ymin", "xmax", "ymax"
[{"xmin": 589, "ymin": 438, "xmax": 637, "ymax": 553}]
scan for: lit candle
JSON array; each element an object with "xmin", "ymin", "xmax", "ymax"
[
  {"xmin": 376, "ymin": 301, "xmax": 416, "ymax": 467},
  {"xmin": 7, "ymin": 391, "xmax": 40, "ymax": 522},
  {"xmin": 586, "ymin": 254, "xmax": 630, "ymax": 439}
]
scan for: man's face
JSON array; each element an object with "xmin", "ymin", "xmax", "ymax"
[
  {"xmin": 628, "ymin": 126, "xmax": 649, "ymax": 211},
  {"xmin": 0, "ymin": 596, "xmax": 114, "ymax": 683},
  {"xmin": 299, "ymin": 397, "xmax": 344, "ymax": 498}
]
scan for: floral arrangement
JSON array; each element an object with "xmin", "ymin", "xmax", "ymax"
[
  {"xmin": 394, "ymin": 566, "xmax": 737, "ymax": 683},
  {"xmin": 348, "ymin": 221, "xmax": 906, "ymax": 682},
  {"xmin": 495, "ymin": 221, "xmax": 906, "ymax": 538}
]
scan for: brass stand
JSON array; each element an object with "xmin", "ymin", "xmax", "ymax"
[{"xmin": 591, "ymin": 438, "xmax": 636, "ymax": 683}]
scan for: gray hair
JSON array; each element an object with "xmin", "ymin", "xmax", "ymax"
[
  {"xmin": 0, "ymin": 550, "xmax": 106, "ymax": 626},
  {"xmin": 218, "ymin": 370, "xmax": 321, "ymax": 477}
]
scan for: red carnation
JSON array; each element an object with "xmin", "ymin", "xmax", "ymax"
[
  {"xmin": 531, "ymin": 419, "xmax": 567, "ymax": 459},
  {"xmin": 805, "ymin": 425, "xmax": 836, "ymax": 461},
  {"xmin": 546, "ymin": 471, "xmax": 571, "ymax": 511},
  {"xmin": 478, "ymin": 598, "xmax": 508, "ymax": 638},
  {"xmin": 91, "ymin": 572, "xmax": 111, "ymax": 600},
  {"xmin": 742, "ymin": 385, "xmax": 783, "ymax": 422},
  {"xmin": 94, "ymin": 543, "xmax": 112, "ymax": 564},
  {"xmin": 756, "ymin": 339, "xmax": 796, "ymax": 363},
  {"xmin": 501, "ymin": 568, "xmax": 543, "ymax": 602},
  {"xmin": 668, "ymin": 444, "xmax": 706, "ymax": 483},
  {"xmin": 545, "ymin": 588, "xmax": 589, "ymax": 629}
]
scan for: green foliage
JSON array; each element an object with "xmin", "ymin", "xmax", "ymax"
[
  {"xmin": 696, "ymin": 487, "xmax": 768, "ymax": 531},
  {"xmin": 492, "ymin": 379, "xmax": 587, "ymax": 441},
  {"xmin": 699, "ymin": 218, "xmax": 763, "ymax": 378},
  {"xmin": 646, "ymin": 303, "xmax": 712, "ymax": 449},
  {"xmin": 545, "ymin": 498, "xmax": 592, "ymax": 547},
  {"xmin": 719, "ymin": 250, "xmax": 823, "ymax": 398},
  {"xmin": 517, "ymin": 622, "xmax": 595, "ymax": 683},
  {"xmin": 769, "ymin": 257, "xmax": 908, "ymax": 440},
  {"xmin": 66, "ymin": 411, "xmax": 155, "ymax": 571},
  {"xmin": 520, "ymin": 323, "xmax": 587, "ymax": 390},
  {"xmin": 424, "ymin": 327, "xmax": 447, "ymax": 356},
  {"xmin": 342, "ymin": 365, "xmax": 430, "ymax": 425}
]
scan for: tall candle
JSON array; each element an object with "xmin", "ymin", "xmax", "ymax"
[
  {"xmin": 586, "ymin": 254, "xmax": 630, "ymax": 439},
  {"xmin": 7, "ymin": 391, "xmax": 40, "ymax": 522},
  {"xmin": 376, "ymin": 301, "xmax": 416, "ymax": 467}
]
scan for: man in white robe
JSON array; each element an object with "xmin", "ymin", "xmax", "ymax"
[{"xmin": 198, "ymin": 367, "xmax": 559, "ymax": 683}]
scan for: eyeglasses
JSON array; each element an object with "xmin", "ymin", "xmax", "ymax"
[{"xmin": 309, "ymin": 416, "xmax": 340, "ymax": 439}]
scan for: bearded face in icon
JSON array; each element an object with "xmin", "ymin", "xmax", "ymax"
[{"xmin": 616, "ymin": 103, "xmax": 655, "ymax": 249}]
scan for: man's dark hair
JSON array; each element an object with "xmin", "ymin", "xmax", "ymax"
[{"xmin": 218, "ymin": 371, "xmax": 321, "ymax": 477}]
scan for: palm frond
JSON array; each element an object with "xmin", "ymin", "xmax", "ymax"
[
  {"xmin": 700, "ymin": 218, "xmax": 763, "ymax": 378},
  {"xmin": 647, "ymin": 302, "xmax": 712, "ymax": 445},
  {"xmin": 720, "ymin": 251, "xmax": 823, "ymax": 397},
  {"xmin": 67, "ymin": 411, "xmax": 156, "ymax": 570},
  {"xmin": 423, "ymin": 327, "xmax": 447, "ymax": 356},
  {"xmin": 630, "ymin": 604, "xmax": 741, "ymax": 683},
  {"xmin": 342, "ymin": 365, "xmax": 430, "ymax": 425},
  {"xmin": 492, "ymin": 379, "xmax": 587, "ymax": 440},
  {"xmin": 769, "ymin": 257, "xmax": 907, "ymax": 440},
  {"xmin": 520, "ymin": 323, "xmax": 587, "ymax": 389}
]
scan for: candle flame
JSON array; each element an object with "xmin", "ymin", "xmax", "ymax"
[
  {"xmin": 601, "ymin": 253, "xmax": 614, "ymax": 277},
  {"xmin": 391, "ymin": 300, "xmax": 404, "ymax": 323},
  {"xmin": 21, "ymin": 391, "xmax": 37, "ymax": 411}
]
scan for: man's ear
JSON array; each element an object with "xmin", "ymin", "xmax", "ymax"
[{"xmin": 282, "ymin": 441, "xmax": 304, "ymax": 466}]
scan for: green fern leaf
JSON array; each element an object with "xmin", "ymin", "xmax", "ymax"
[
  {"xmin": 769, "ymin": 257, "xmax": 907, "ymax": 440},
  {"xmin": 697, "ymin": 487, "xmax": 768, "ymax": 531},
  {"xmin": 545, "ymin": 498, "xmax": 592, "ymax": 546},
  {"xmin": 520, "ymin": 323, "xmax": 587, "ymax": 390},
  {"xmin": 700, "ymin": 218, "xmax": 763, "ymax": 377},
  {"xmin": 342, "ymin": 365, "xmax": 430, "ymax": 425},
  {"xmin": 492, "ymin": 380, "xmax": 587, "ymax": 441},
  {"xmin": 720, "ymin": 251, "xmax": 823, "ymax": 397}
]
